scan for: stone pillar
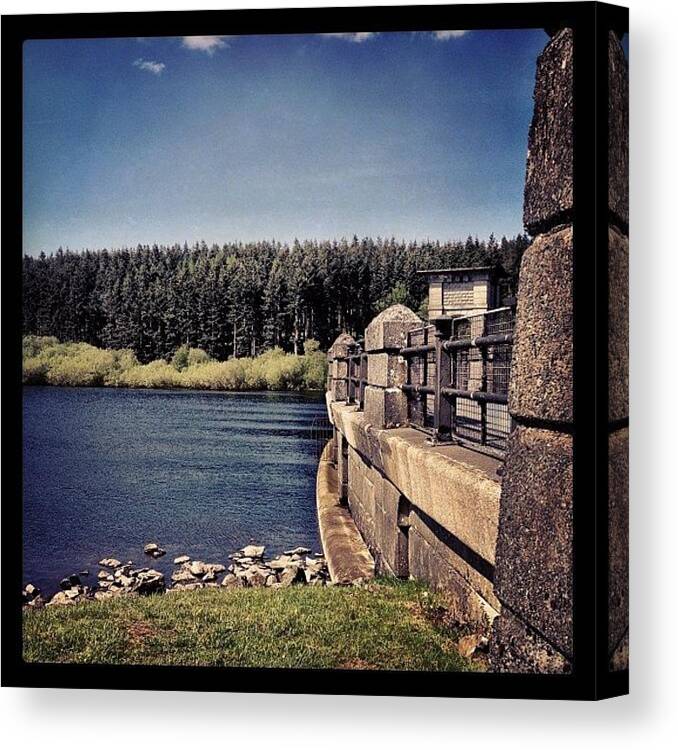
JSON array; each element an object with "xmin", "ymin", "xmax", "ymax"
[
  {"xmin": 607, "ymin": 31, "xmax": 629, "ymax": 672},
  {"xmin": 490, "ymin": 28, "xmax": 575, "ymax": 673},
  {"xmin": 326, "ymin": 333, "xmax": 356, "ymax": 404},
  {"xmin": 363, "ymin": 304, "xmax": 423, "ymax": 429}
]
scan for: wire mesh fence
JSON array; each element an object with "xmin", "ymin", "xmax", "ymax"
[{"xmin": 401, "ymin": 307, "xmax": 515, "ymax": 457}]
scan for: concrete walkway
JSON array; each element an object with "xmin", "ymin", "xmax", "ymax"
[{"xmin": 316, "ymin": 441, "xmax": 375, "ymax": 585}]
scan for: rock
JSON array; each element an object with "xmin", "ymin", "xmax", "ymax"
[
  {"xmin": 135, "ymin": 570, "xmax": 165, "ymax": 595},
  {"xmin": 220, "ymin": 573, "xmax": 239, "ymax": 588},
  {"xmin": 457, "ymin": 634, "xmax": 488, "ymax": 659},
  {"xmin": 151, "ymin": 549, "xmax": 166, "ymax": 559},
  {"xmin": 79, "ymin": 570, "xmax": 89, "ymax": 577},
  {"xmin": 241, "ymin": 545, "xmax": 265, "ymax": 559},
  {"xmin": 189, "ymin": 560, "xmax": 207, "ymax": 577},
  {"xmin": 98, "ymin": 558, "xmax": 122, "ymax": 568},
  {"xmin": 283, "ymin": 547, "xmax": 311, "ymax": 556},
  {"xmin": 268, "ymin": 555, "xmax": 292, "ymax": 570},
  {"xmin": 173, "ymin": 555, "xmax": 191, "ymax": 565},
  {"xmin": 94, "ymin": 590, "xmax": 114, "ymax": 601},
  {"xmin": 144, "ymin": 543, "xmax": 159, "ymax": 554},
  {"xmin": 265, "ymin": 574, "xmax": 278, "ymax": 587},
  {"xmin": 172, "ymin": 568, "xmax": 197, "ymax": 584},
  {"xmin": 174, "ymin": 582, "xmax": 204, "ymax": 591},
  {"xmin": 206, "ymin": 563, "xmax": 226, "ymax": 575},
  {"xmin": 59, "ymin": 574, "xmax": 81, "ymax": 589},
  {"xmin": 279, "ymin": 565, "xmax": 305, "ymax": 587},
  {"xmin": 64, "ymin": 587, "xmax": 81, "ymax": 600},
  {"xmin": 47, "ymin": 591, "xmax": 77, "ymax": 606},
  {"xmin": 22, "ymin": 583, "xmax": 41, "ymax": 603},
  {"xmin": 116, "ymin": 575, "xmax": 134, "ymax": 588},
  {"xmin": 97, "ymin": 570, "xmax": 113, "ymax": 580},
  {"xmin": 202, "ymin": 571, "xmax": 217, "ymax": 583}
]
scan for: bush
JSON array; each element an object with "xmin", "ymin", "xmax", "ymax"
[
  {"xmin": 46, "ymin": 345, "xmax": 117, "ymax": 387},
  {"xmin": 116, "ymin": 360, "xmax": 182, "ymax": 389},
  {"xmin": 22, "ymin": 337, "xmax": 328, "ymax": 392}
]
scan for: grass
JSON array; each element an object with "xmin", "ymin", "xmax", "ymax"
[{"xmin": 22, "ymin": 580, "xmax": 478, "ymax": 672}]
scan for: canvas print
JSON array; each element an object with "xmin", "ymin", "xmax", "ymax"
[{"xmin": 16, "ymin": 11, "xmax": 628, "ymax": 683}]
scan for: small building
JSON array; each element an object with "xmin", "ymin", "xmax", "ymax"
[{"xmin": 418, "ymin": 266, "xmax": 510, "ymax": 320}]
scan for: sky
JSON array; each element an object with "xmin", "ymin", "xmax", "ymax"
[{"xmin": 23, "ymin": 29, "xmax": 548, "ymax": 256}]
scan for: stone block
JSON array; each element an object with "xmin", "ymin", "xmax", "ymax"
[
  {"xmin": 410, "ymin": 507, "xmax": 499, "ymax": 612},
  {"xmin": 509, "ymin": 226, "xmax": 573, "ymax": 424},
  {"xmin": 378, "ymin": 431, "xmax": 501, "ymax": 565},
  {"xmin": 524, "ymin": 28, "xmax": 573, "ymax": 234},
  {"xmin": 408, "ymin": 523, "xmax": 497, "ymax": 629},
  {"xmin": 373, "ymin": 478, "xmax": 409, "ymax": 578},
  {"xmin": 364, "ymin": 385, "xmax": 407, "ymax": 429},
  {"xmin": 493, "ymin": 426, "xmax": 573, "ymax": 658},
  {"xmin": 367, "ymin": 352, "xmax": 407, "ymax": 388},
  {"xmin": 330, "ymin": 378, "xmax": 347, "ymax": 402},
  {"xmin": 364, "ymin": 304, "xmax": 423, "ymax": 352},
  {"xmin": 608, "ymin": 427, "xmax": 628, "ymax": 660},
  {"xmin": 609, "ymin": 226, "xmax": 629, "ymax": 423},
  {"xmin": 332, "ymin": 359, "xmax": 348, "ymax": 380},
  {"xmin": 490, "ymin": 608, "xmax": 571, "ymax": 674},
  {"xmin": 327, "ymin": 332, "xmax": 356, "ymax": 360},
  {"xmin": 608, "ymin": 31, "xmax": 629, "ymax": 229},
  {"xmin": 348, "ymin": 447, "xmax": 376, "ymax": 548}
]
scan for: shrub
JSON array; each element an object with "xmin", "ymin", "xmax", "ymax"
[
  {"xmin": 22, "ymin": 357, "xmax": 49, "ymax": 385},
  {"xmin": 23, "ymin": 335, "xmax": 59, "ymax": 359},
  {"xmin": 45, "ymin": 344, "xmax": 117, "ymax": 387},
  {"xmin": 22, "ymin": 337, "xmax": 327, "ymax": 392},
  {"xmin": 171, "ymin": 344, "xmax": 190, "ymax": 371},
  {"xmin": 117, "ymin": 360, "xmax": 182, "ymax": 389}
]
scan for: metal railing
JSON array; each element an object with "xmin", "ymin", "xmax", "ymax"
[{"xmin": 401, "ymin": 307, "xmax": 514, "ymax": 457}]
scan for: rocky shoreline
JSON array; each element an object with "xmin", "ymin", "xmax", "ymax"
[{"xmin": 22, "ymin": 543, "xmax": 331, "ymax": 609}]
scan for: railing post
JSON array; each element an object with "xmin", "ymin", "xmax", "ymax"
[
  {"xmin": 433, "ymin": 318, "xmax": 452, "ymax": 441},
  {"xmin": 479, "ymin": 315, "xmax": 488, "ymax": 446}
]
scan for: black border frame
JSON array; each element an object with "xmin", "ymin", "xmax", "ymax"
[{"xmin": 1, "ymin": 2, "xmax": 628, "ymax": 700}]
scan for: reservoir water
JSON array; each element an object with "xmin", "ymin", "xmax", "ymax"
[{"xmin": 23, "ymin": 386, "xmax": 326, "ymax": 595}]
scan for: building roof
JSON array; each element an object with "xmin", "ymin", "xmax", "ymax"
[{"xmin": 416, "ymin": 265, "xmax": 507, "ymax": 276}]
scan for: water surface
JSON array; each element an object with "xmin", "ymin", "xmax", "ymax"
[{"xmin": 23, "ymin": 387, "xmax": 326, "ymax": 595}]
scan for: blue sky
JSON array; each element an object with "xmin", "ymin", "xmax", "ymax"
[{"xmin": 23, "ymin": 29, "xmax": 547, "ymax": 256}]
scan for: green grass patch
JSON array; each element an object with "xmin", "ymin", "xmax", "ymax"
[{"xmin": 23, "ymin": 580, "xmax": 476, "ymax": 672}]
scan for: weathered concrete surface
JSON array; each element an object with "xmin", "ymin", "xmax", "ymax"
[
  {"xmin": 409, "ymin": 508, "xmax": 499, "ymax": 624},
  {"xmin": 364, "ymin": 304, "xmax": 422, "ymax": 352},
  {"xmin": 609, "ymin": 226, "xmax": 629, "ymax": 423},
  {"xmin": 493, "ymin": 426, "xmax": 573, "ymax": 659},
  {"xmin": 608, "ymin": 31, "xmax": 629, "ymax": 229},
  {"xmin": 490, "ymin": 608, "xmax": 571, "ymax": 674},
  {"xmin": 329, "ymin": 400, "xmax": 501, "ymax": 628},
  {"xmin": 608, "ymin": 427, "xmax": 629, "ymax": 666},
  {"xmin": 316, "ymin": 442, "xmax": 375, "ymax": 584},
  {"xmin": 523, "ymin": 28, "xmax": 573, "ymax": 234},
  {"xmin": 367, "ymin": 352, "xmax": 407, "ymax": 388},
  {"xmin": 364, "ymin": 385, "xmax": 407, "ymax": 429},
  {"xmin": 331, "ymin": 402, "xmax": 501, "ymax": 566},
  {"xmin": 327, "ymin": 332, "xmax": 356, "ymax": 360},
  {"xmin": 509, "ymin": 226, "xmax": 573, "ymax": 424}
]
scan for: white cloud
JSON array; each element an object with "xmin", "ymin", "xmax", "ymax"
[
  {"xmin": 133, "ymin": 58, "xmax": 166, "ymax": 75},
  {"xmin": 321, "ymin": 32, "xmax": 377, "ymax": 43},
  {"xmin": 432, "ymin": 30, "xmax": 469, "ymax": 41},
  {"xmin": 181, "ymin": 36, "xmax": 230, "ymax": 54}
]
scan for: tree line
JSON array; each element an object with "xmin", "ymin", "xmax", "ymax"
[{"xmin": 22, "ymin": 234, "xmax": 529, "ymax": 363}]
